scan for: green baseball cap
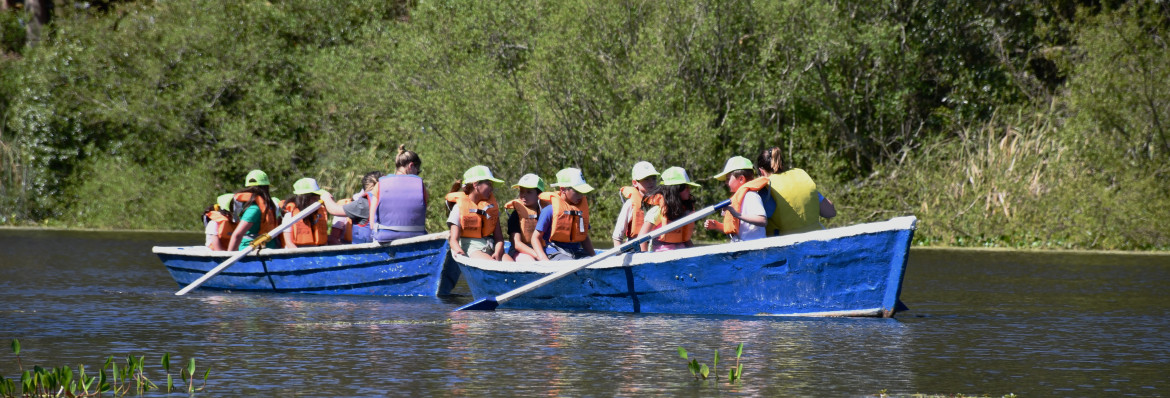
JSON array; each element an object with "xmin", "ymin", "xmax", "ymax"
[
  {"xmin": 292, "ymin": 178, "xmax": 330, "ymax": 196},
  {"xmin": 463, "ymin": 165, "xmax": 505, "ymax": 184},
  {"xmin": 630, "ymin": 161, "xmax": 660, "ymax": 181},
  {"xmin": 215, "ymin": 193, "xmax": 233, "ymax": 211},
  {"xmin": 512, "ymin": 173, "xmax": 548, "ymax": 192},
  {"xmin": 551, "ymin": 168, "xmax": 594, "ymax": 194},
  {"xmin": 712, "ymin": 156, "xmax": 754, "ymax": 181},
  {"xmin": 244, "ymin": 170, "xmax": 270, "ymax": 187},
  {"xmin": 660, "ymin": 166, "xmax": 700, "ymax": 188}
]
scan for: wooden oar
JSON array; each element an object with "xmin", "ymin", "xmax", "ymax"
[
  {"xmin": 456, "ymin": 199, "xmax": 732, "ymax": 311},
  {"xmin": 175, "ymin": 200, "xmax": 324, "ymax": 296}
]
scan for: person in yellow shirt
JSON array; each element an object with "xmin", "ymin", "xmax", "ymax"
[{"xmin": 756, "ymin": 147, "xmax": 836, "ymax": 236}]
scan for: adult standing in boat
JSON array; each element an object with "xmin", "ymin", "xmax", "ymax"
[
  {"xmin": 203, "ymin": 193, "xmax": 237, "ymax": 251},
  {"xmin": 756, "ymin": 147, "xmax": 836, "ymax": 236},
  {"xmin": 446, "ymin": 166, "xmax": 508, "ymax": 260},
  {"xmin": 503, "ymin": 173, "xmax": 547, "ymax": 262},
  {"xmin": 280, "ymin": 178, "xmax": 333, "ymax": 248},
  {"xmin": 365, "ymin": 145, "xmax": 429, "ymax": 243},
  {"xmin": 227, "ymin": 170, "xmax": 282, "ymax": 251},
  {"xmin": 322, "ymin": 171, "xmax": 384, "ymax": 244},
  {"xmin": 532, "ymin": 168, "xmax": 597, "ymax": 261},
  {"xmin": 703, "ymin": 156, "xmax": 769, "ymax": 242},
  {"xmin": 612, "ymin": 161, "xmax": 660, "ymax": 248},
  {"xmin": 636, "ymin": 166, "xmax": 700, "ymax": 252}
]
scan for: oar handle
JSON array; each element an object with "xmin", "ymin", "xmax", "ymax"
[
  {"xmin": 175, "ymin": 200, "xmax": 325, "ymax": 296},
  {"xmin": 493, "ymin": 199, "xmax": 731, "ymax": 303}
]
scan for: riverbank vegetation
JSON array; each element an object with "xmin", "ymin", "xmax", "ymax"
[
  {"xmin": 0, "ymin": 339, "xmax": 210, "ymax": 397},
  {"xmin": 0, "ymin": 0, "xmax": 1166, "ymax": 250}
]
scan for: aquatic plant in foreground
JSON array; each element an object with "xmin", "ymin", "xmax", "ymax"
[
  {"xmin": 678, "ymin": 343, "xmax": 744, "ymax": 383},
  {"xmin": 0, "ymin": 339, "xmax": 211, "ymax": 397}
]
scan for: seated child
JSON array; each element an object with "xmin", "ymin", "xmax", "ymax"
[
  {"xmin": 503, "ymin": 174, "xmax": 548, "ymax": 262},
  {"xmin": 704, "ymin": 156, "xmax": 768, "ymax": 242},
  {"xmin": 637, "ymin": 167, "xmax": 699, "ymax": 252},
  {"xmin": 446, "ymin": 165, "xmax": 508, "ymax": 260}
]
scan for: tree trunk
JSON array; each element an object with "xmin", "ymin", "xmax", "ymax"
[{"xmin": 25, "ymin": 0, "xmax": 53, "ymax": 46}]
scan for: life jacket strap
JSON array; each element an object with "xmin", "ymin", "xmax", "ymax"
[{"xmin": 371, "ymin": 222, "xmax": 426, "ymax": 232}]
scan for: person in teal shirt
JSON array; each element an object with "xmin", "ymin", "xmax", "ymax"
[{"xmin": 228, "ymin": 170, "xmax": 282, "ymax": 250}]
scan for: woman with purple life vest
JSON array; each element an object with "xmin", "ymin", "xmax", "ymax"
[{"xmin": 322, "ymin": 145, "xmax": 428, "ymax": 244}]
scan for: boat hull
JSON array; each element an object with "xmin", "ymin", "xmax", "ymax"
[
  {"xmin": 155, "ymin": 232, "xmax": 459, "ymax": 296},
  {"xmin": 456, "ymin": 216, "xmax": 916, "ymax": 317}
]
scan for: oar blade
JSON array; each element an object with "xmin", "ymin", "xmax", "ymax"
[{"xmin": 455, "ymin": 297, "xmax": 500, "ymax": 311}]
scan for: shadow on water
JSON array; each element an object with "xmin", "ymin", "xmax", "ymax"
[{"xmin": 1, "ymin": 230, "xmax": 1168, "ymax": 396}]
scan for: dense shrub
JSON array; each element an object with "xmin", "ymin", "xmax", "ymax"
[{"xmin": 0, "ymin": 0, "xmax": 1166, "ymax": 249}]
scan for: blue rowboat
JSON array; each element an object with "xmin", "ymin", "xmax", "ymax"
[
  {"xmin": 153, "ymin": 232, "xmax": 460, "ymax": 296},
  {"xmin": 454, "ymin": 216, "xmax": 916, "ymax": 317}
]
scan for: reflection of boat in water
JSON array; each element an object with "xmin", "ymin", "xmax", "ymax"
[
  {"xmin": 455, "ymin": 217, "xmax": 916, "ymax": 317},
  {"xmin": 153, "ymin": 232, "xmax": 460, "ymax": 296}
]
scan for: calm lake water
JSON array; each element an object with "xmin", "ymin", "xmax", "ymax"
[{"xmin": 1, "ymin": 229, "xmax": 1168, "ymax": 397}]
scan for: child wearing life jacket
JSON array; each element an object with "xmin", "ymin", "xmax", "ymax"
[
  {"xmin": 503, "ymin": 173, "xmax": 547, "ymax": 262},
  {"xmin": 532, "ymin": 168, "xmax": 597, "ymax": 261},
  {"xmin": 637, "ymin": 166, "xmax": 700, "ymax": 252},
  {"xmin": 280, "ymin": 178, "xmax": 332, "ymax": 249},
  {"xmin": 703, "ymin": 156, "xmax": 768, "ymax": 242},
  {"xmin": 228, "ymin": 170, "xmax": 283, "ymax": 251},
  {"xmin": 446, "ymin": 165, "xmax": 508, "ymax": 260},
  {"xmin": 323, "ymin": 171, "xmax": 384, "ymax": 245},
  {"xmin": 203, "ymin": 193, "xmax": 237, "ymax": 251},
  {"xmin": 756, "ymin": 147, "xmax": 836, "ymax": 236},
  {"xmin": 611, "ymin": 161, "xmax": 659, "ymax": 247}
]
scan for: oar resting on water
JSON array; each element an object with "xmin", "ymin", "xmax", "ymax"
[
  {"xmin": 456, "ymin": 199, "xmax": 732, "ymax": 311},
  {"xmin": 175, "ymin": 200, "xmax": 325, "ymax": 296}
]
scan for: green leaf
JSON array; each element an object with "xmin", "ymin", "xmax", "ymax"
[
  {"xmin": 677, "ymin": 347, "xmax": 687, "ymax": 359},
  {"xmin": 162, "ymin": 353, "xmax": 171, "ymax": 373},
  {"xmin": 737, "ymin": 363, "xmax": 743, "ymax": 379},
  {"xmin": 699, "ymin": 364, "xmax": 709, "ymax": 379},
  {"xmin": 713, "ymin": 349, "xmax": 719, "ymax": 369},
  {"xmin": 736, "ymin": 343, "xmax": 743, "ymax": 358},
  {"xmin": 187, "ymin": 358, "xmax": 196, "ymax": 376},
  {"xmin": 729, "ymin": 368, "xmax": 737, "ymax": 381},
  {"xmin": 10, "ymin": 339, "xmax": 18, "ymax": 355},
  {"xmin": 167, "ymin": 374, "xmax": 173, "ymax": 393}
]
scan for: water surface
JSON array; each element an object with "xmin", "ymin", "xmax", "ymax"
[{"xmin": 1, "ymin": 230, "xmax": 1167, "ymax": 396}]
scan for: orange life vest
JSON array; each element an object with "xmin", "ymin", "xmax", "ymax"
[
  {"xmin": 503, "ymin": 199, "xmax": 540, "ymax": 244},
  {"xmin": 233, "ymin": 191, "xmax": 280, "ymax": 240},
  {"xmin": 645, "ymin": 194, "xmax": 694, "ymax": 244},
  {"xmin": 204, "ymin": 210, "xmax": 237, "ymax": 250},
  {"xmin": 445, "ymin": 191, "xmax": 500, "ymax": 239},
  {"xmin": 280, "ymin": 199, "xmax": 330, "ymax": 247},
  {"xmin": 722, "ymin": 177, "xmax": 770, "ymax": 235},
  {"xmin": 539, "ymin": 191, "xmax": 590, "ymax": 243},
  {"xmin": 619, "ymin": 186, "xmax": 646, "ymax": 239}
]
